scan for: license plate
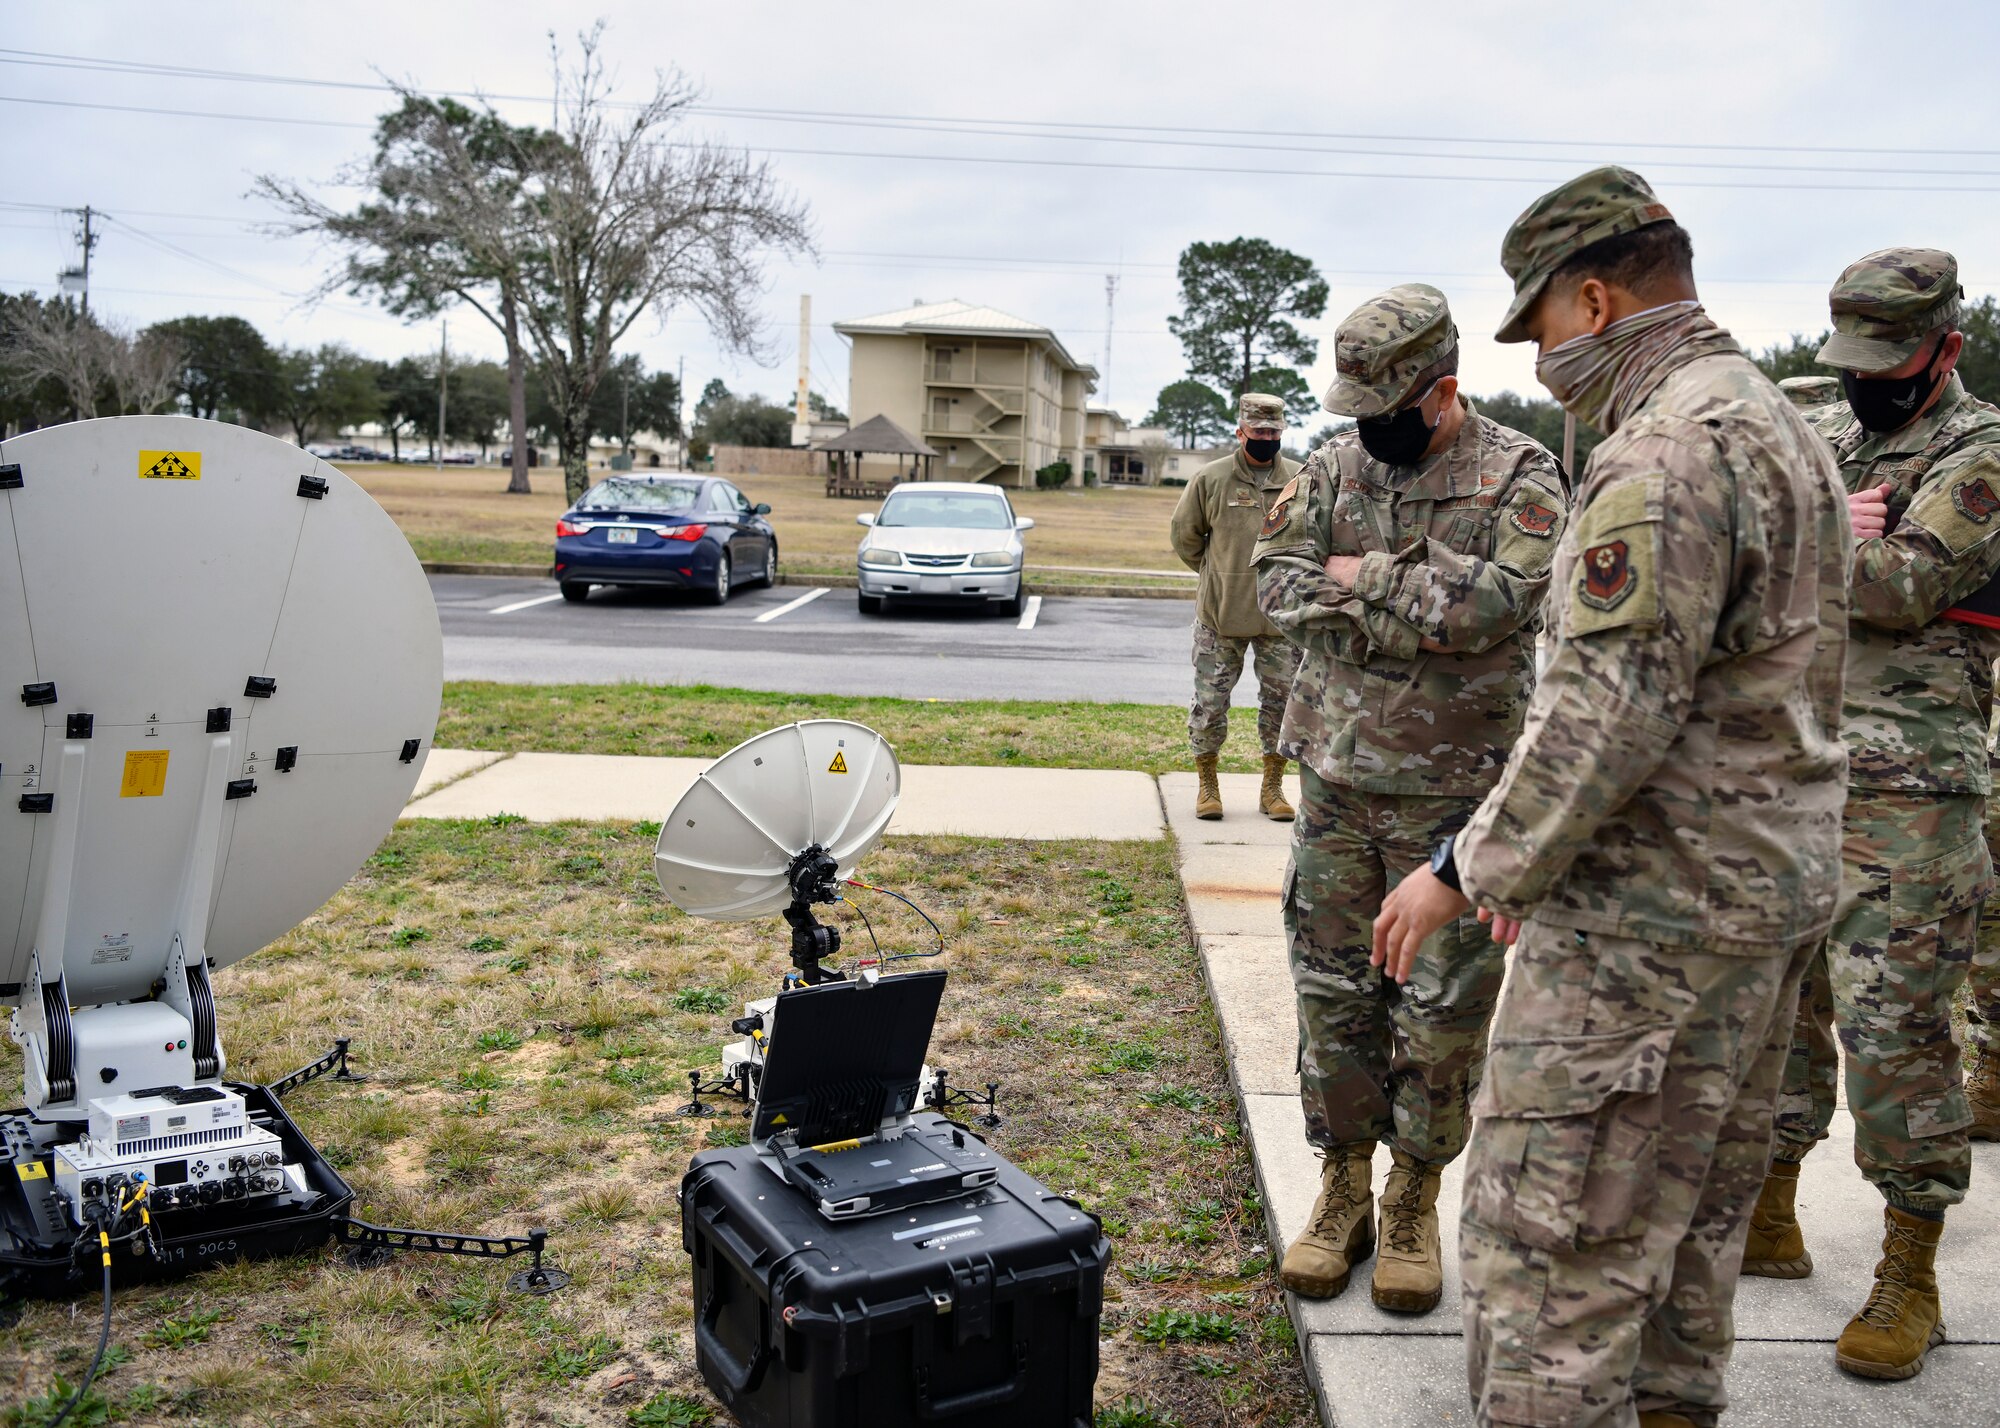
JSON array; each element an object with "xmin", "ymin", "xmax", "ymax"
[
  {"xmin": 606, "ymin": 527, "xmax": 639, "ymax": 544},
  {"xmin": 920, "ymin": 575, "xmax": 951, "ymax": 594}
]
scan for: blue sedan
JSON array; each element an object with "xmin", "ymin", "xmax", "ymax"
[{"xmin": 554, "ymin": 475, "xmax": 777, "ymax": 605}]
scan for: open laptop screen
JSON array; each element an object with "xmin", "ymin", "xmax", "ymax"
[{"xmin": 750, "ymin": 970, "xmax": 946, "ymax": 1146}]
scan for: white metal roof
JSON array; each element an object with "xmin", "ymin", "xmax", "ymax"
[{"xmin": 835, "ymin": 299, "xmax": 1097, "ymax": 378}]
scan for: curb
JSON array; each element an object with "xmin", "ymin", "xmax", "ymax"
[{"xmin": 418, "ymin": 562, "xmax": 1193, "ymax": 602}]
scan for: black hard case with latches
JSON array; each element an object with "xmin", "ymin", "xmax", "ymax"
[{"xmin": 680, "ymin": 1115, "xmax": 1109, "ymax": 1428}]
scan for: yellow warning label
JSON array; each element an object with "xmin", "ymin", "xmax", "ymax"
[
  {"xmin": 120, "ymin": 749, "xmax": 170, "ymax": 798},
  {"xmin": 827, "ymin": 751, "xmax": 849, "ymax": 774},
  {"xmin": 16, "ymin": 1160, "xmax": 47, "ymax": 1181},
  {"xmin": 769, "ymin": 1113, "xmax": 788, "ymax": 1126},
  {"xmin": 138, "ymin": 449, "xmax": 201, "ymax": 481}
]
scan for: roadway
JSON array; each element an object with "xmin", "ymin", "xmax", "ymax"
[{"xmin": 431, "ymin": 574, "xmax": 1271, "ymax": 707}]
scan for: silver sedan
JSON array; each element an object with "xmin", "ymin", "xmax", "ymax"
[{"xmin": 855, "ymin": 483, "xmax": 1034, "ymax": 616}]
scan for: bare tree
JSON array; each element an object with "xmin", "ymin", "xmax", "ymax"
[
  {"xmin": 2, "ymin": 298, "xmax": 101, "ymax": 419},
  {"xmin": 1138, "ymin": 432, "xmax": 1172, "ymax": 488},
  {"xmin": 524, "ymin": 32, "xmax": 813, "ymax": 501},
  {"xmin": 258, "ymin": 25, "xmax": 813, "ymax": 503},
  {"xmin": 98, "ymin": 321, "xmax": 184, "ymax": 415}
]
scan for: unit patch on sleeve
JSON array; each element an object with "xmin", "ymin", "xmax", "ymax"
[
  {"xmin": 1260, "ymin": 476, "xmax": 1300, "ymax": 537},
  {"xmin": 1579, "ymin": 540, "xmax": 1634, "ymax": 610},
  {"xmin": 1953, "ymin": 476, "xmax": 2000, "ymax": 524},
  {"xmin": 1511, "ymin": 501, "xmax": 1560, "ymax": 538}
]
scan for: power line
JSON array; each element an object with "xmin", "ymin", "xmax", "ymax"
[
  {"xmin": 11, "ymin": 90, "xmax": 2000, "ymax": 195},
  {"xmin": 4, "ymin": 46, "xmax": 1997, "ymax": 163}
]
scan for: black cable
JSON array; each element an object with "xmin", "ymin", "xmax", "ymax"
[
  {"xmin": 844, "ymin": 881, "xmax": 947, "ymax": 962},
  {"xmin": 839, "ymin": 893, "xmax": 881, "ymax": 964},
  {"xmin": 45, "ymin": 1243, "xmax": 114, "ymax": 1428}
]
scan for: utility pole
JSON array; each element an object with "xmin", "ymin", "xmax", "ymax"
[
  {"xmin": 621, "ymin": 370, "xmax": 630, "ymax": 455},
  {"xmin": 435, "ymin": 320, "xmax": 449, "ymax": 471},
  {"xmin": 59, "ymin": 206, "xmax": 98, "ymax": 317},
  {"xmin": 1102, "ymin": 274, "xmax": 1118, "ymax": 410},
  {"xmin": 792, "ymin": 294, "xmax": 813, "ymax": 447},
  {"xmin": 676, "ymin": 355, "xmax": 686, "ymax": 469}
]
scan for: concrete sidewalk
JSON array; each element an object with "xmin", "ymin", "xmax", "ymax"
[
  {"xmin": 1163, "ymin": 771, "xmax": 2000, "ymax": 1428},
  {"xmin": 403, "ymin": 747, "xmax": 1165, "ymax": 841}
]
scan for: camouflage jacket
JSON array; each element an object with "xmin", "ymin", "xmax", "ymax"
[
  {"xmin": 1808, "ymin": 374, "xmax": 2000, "ymax": 794},
  {"xmin": 1251, "ymin": 402, "xmax": 1569, "ymax": 796},
  {"xmin": 1170, "ymin": 447, "xmax": 1302, "ymax": 638},
  {"xmin": 1456, "ymin": 321, "xmax": 1853, "ymax": 950}
]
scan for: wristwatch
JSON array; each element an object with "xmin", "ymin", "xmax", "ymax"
[{"xmin": 1429, "ymin": 834, "xmax": 1462, "ymax": 892}]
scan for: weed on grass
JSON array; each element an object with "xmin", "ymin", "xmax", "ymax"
[{"xmin": 0, "ymin": 826, "xmax": 1310, "ymax": 1427}]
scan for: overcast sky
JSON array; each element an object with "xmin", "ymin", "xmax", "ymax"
[{"xmin": 9, "ymin": 1, "xmax": 2000, "ymax": 428}]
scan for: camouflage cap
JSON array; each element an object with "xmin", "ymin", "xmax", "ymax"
[
  {"xmin": 1238, "ymin": 392, "xmax": 1286, "ymax": 432},
  {"xmin": 1817, "ymin": 247, "xmax": 1963, "ymax": 373},
  {"xmin": 1322, "ymin": 283, "xmax": 1458, "ymax": 419},
  {"xmin": 1778, "ymin": 375, "xmax": 1842, "ymax": 410},
  {"xmin": 1495, "ymin": 166, "xmax": 1675, "ymax": 344}
]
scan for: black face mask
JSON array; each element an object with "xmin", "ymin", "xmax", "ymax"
[
  {"xmin": 1842, "ymin": 344, "xmax": 1946, "ymax": 434},
  {"xmin": 1355, "ymin": 400, "xmax": 1437, "ymax": 466},
  {"xmin": 1243, "ymin": 437, "xmax": 1282, "ymax": 463}
]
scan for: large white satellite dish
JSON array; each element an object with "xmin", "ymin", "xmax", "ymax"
[
  {"xmin": 0, "ymin": 415, "xmax": 441, "ymax": 1118},
  {"xmin": 654, "ymin": 720, "xmax": 899, "ymax": 921}
]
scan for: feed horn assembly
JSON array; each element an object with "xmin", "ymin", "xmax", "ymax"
[{"xmin": 0, "ymin": 417, "xmax": 561, "ymax": 1301}]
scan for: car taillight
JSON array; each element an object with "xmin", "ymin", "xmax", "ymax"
[
  {"xmin": 556, "ymin": 518, "xmax": 586, "ymax": 537},
  {"xmin": 658, "ymin": 524, "xmax": 706, "ymax": 541}
]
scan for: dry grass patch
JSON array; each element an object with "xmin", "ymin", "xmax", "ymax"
[{"xmin": 1, "ymin": 824, "xmax": 1308, "ymax": 1428}]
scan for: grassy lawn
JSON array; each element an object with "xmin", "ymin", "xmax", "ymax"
[
  {"xmin": 440, "ymin": 681, "xmax": 1275, "ymax": 776},
  {"xmin": 340, "ymin": 463, "xmax": 1195, "ymax": 585},
  {"xmin": 1, "ymin": 824, "xmax": 1310, "ymax": 1428}
]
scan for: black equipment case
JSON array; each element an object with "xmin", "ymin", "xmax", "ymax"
[{"xmin": 681, "ymin": 1115, "xmax": 1109, "ymax": 1428}]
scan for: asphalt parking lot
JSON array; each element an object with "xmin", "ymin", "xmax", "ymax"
[{"xmin": 433, "ymin": 574, "xmax": 1254, "ymax": 705}]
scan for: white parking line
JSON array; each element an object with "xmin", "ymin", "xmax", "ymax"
[
  {"xmin": 754, "ymin": 585, "xmax": 829, "ymax": 623},
  {"xmin": 1016, "ymin": 594, "xmax": 1043, "ymax": 631},
  {"xmin": 488, "ymin": 591, "xmax": 565, "ymax": 615}
]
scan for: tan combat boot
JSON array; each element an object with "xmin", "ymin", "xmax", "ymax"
[
  {"xmin": 1259, "ymin": 755, "xmax": 1295, "ymax": 821},
  {"xmin": 1371, "ymin": 1148, "xmax": 1444, "ymax": 1313},
  {"xmin": 1966, "ymin": 1044, "xmax": 2000, "ymax": 1142},
  {"xmin": 1741, "ymin": 1159, "xmax": 1813, "ymax": 1278},
  {"xmin": 1279, "ymin": 1141, "xmax": 1375, "ymax": 1298},
  {"xmin": 1194, "ymin": 753, "xmax": 1223, "ymax": 820},
  {"xmin": 1834, "ymin": 1206, "xmax": 1946, "ymax": 1380}
]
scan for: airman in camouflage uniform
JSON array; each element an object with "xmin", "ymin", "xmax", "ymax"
[
  {"xmin": 1369, "ymin": 168, "xmax": 1850, "ymax": 1426},
  {"xmin": 1754, "ymin": 248, "xmax": 2000, "ymax": 1380},
  {"xmin": 1170, "ymin": 392, "xmax": 1304, "ymax": 821},
  {"xmin": 1973, "ymin": 685, "xmax": 2000, "ymax": 1138},
  {"xmin": 1251, "ymin": 284, "xmax": 1567, "ymax": 1316}
]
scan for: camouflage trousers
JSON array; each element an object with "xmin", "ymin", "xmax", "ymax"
[
  {"xmin": 1771, "ymin": 789, "xmax": 1990, "ymax": 1213},
  {"xmin": 1462, "ymin": 923, "xmax": 1813, "ymax": 1428},
  {"xmin": 1973, "ymin": 788, "xmax": 2000, "ymax": 1058},
  {"xmin": 1284, "ymin": 769, "xmax": 1504, "ymax": 1162},
  {"xmin": 1188, "ymin": 621, "xmax": 1299, "ymax": 757}
]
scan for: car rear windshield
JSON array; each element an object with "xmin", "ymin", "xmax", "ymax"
[
  {"xmin": 876, "ymin": 493, "xmax": 1012, "ymax": 529},
  {"xmin": 575, "ymin": 478, "xmax": 703, "ymax": 513}
]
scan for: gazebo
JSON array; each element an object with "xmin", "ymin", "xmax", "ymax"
[{"xmin": 813, "ymin": 415, "xmax": 939, "ymax": 499}]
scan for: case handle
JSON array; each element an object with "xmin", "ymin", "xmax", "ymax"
[
  {"xmin": 696, "ymin": 1286, "xmax": 771, "ymax": 1397},
  {"xmin": 912, "ymin": 1339, "xmax": 1029, "ymax": 1420}
]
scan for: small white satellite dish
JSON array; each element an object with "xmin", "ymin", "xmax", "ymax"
[
  {"xmin": 0, "ymin": 415, "xmax": 442, "ymax": 1120},
  {"xmin": 654, "ymin": 720, "xmax": 898, "ymax": 921}
]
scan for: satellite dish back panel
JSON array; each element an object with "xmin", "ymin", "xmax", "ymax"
[
  {"xmin": 654, "ymin": 721, "xmax": 898, "ymax": 919},
  {"xmin": 0, "ymin": 417, "xmax": 443, "ymax": 1004}
]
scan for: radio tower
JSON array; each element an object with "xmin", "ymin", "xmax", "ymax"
[{"xmin": 1102, "ymin": 274, "xmax": 1118, "ymax": 409}]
